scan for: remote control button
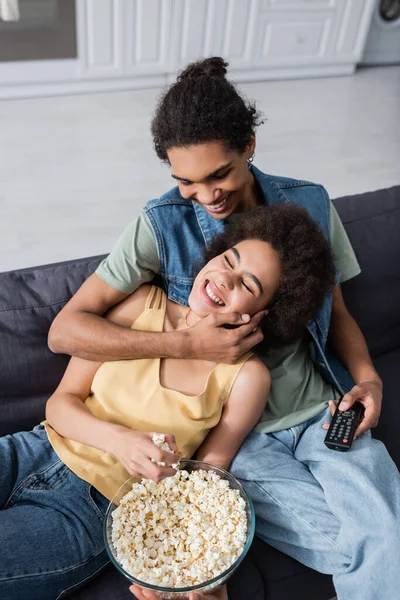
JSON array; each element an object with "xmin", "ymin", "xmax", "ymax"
[{"xmin": 343, "ymin": 439, "xmax": 349, "ymax": 443}]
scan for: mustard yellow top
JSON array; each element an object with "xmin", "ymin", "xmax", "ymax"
[{"xmin": 44, "ymin": 286, "xmax": 252, "ymax": 500}]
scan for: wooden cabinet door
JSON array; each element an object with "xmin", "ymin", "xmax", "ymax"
[{"xmin": 77, "ymin": 0, "xmax": 173, "ymax": 78}]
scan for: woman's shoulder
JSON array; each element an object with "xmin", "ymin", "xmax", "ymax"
[
  {"xmin": 229, "ymin": 354, "xmax": 271, "ymax": 398},
  {"xmin": 238, "ymin": 355, "xmax": 271, "ymax": 386},
  {"xmin": 225, "ymin": 355, "xmax": 270, "ymax": 408}
]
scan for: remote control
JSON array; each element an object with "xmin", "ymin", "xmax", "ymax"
[{"xmin": 324, "ymin": 398, "xmax": 364, "ymax": 452}]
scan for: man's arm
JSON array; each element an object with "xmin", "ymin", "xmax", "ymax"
[
  {"xmin": 329, "ymin": 284, "xmax": 382, "ymax": 438},
  {"xmin": 48, "ymin": 273, "xmax": 266, "ymax": 363},
  {"xmin": 48, "ymin": 208, "xmax": 266, "ymax": 362},
  {"xmin": 48, "ymin": 273, "xmax": 190, "ymax": 361}
]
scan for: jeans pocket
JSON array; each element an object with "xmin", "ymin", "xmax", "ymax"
[
  {"xmin": 5, "ymin": 460, "xmax": 69, "ymax": 508},
  {"xmin": 27, "ymin": 460, "xmax": 70, "ymax": 491},
  {"xmin": 87, "ymin": 484, "xmax": 109, "ymax": 522}
]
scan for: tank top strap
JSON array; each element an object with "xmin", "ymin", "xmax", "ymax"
[
  {"xmin": 136, "ymin": 286, "xmax": 167, "ymax": 333},
  {"xmin": 144, "ymin": 285, "xmax": 158, "ymax": 310},
  {"xmin": 144, "ymin": 285, "xmax": 166, "ymax": 311},
  {"xmin": 208, "ymin": 351, "xmax": 254, "ymax": 405},
  {"xmin": 158, "ymin": 287, "xmax": 167, "ymax": 311}
]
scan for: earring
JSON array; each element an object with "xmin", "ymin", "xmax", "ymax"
[{"xmin": 248, "ymin": 154, "xmax": 255, "ymax": 168}]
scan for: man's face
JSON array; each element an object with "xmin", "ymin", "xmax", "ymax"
[{"xmin": 167, "ymin": 141, "xmax": 256, "ymax": 219}]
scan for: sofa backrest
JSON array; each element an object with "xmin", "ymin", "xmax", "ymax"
[
  {"xmin": 0, "ymin": 256, "xmax": 104, "ymax": 436},
  {"xmin": 335, "ymin": 186, "xmax": 400, "ymax": 357},
  {"xmin": 0, "ymin": 186, "xmax": 399, "ymax": 437}
]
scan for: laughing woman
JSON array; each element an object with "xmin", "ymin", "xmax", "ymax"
[{"xmin": 0, "ymin": 205, "xmax": 335, "ymax": 600}]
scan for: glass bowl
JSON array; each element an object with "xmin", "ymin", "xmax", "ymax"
[{"xmin": 104, "ymin": 459, "xmax": 255, "ymax": 599}]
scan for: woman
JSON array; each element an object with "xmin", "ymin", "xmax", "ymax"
[
  {"xmin": 0, "ymin": 206, "xmax": 335, "ymax": 600},
  {"xmin": 48, "ymin": 58, "xmax": 399, "ymax": 600}
]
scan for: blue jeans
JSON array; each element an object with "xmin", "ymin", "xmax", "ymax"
[
  {"xmin": 231, "ymin": 407, "xmax": 400, "ymax": 600},
  {"xmin": 0, "ymin": 425, "xmax": 110, "ymax": 600}
]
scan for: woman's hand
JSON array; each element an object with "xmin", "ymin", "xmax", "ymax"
[
  {"xmin": 129, "ymin": 583, "xmax": 228, "ymax": 599},
  {"xmin": 108, "ymin": 428, "xmax": 179, "ymax": 482}
]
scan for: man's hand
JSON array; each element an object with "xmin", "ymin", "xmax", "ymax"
[
  {"xmin": 322, "ymin": 380, "xmax": 383, "ymax": 439},
  {"xmin": 186, "ymin": 310, "xmax": 267, "ymax": 364},
  {"xmin": 129, "ymin": 583, "xmax": 228, "ymax": 599}
]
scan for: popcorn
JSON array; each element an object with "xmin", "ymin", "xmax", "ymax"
[
  {"xmin": 151, "ymin": 433, "xmax": 180, "ymax": 469},
  {"xmin": 111, "ymin": 469, "xmax": 247, "ymax": 589}
]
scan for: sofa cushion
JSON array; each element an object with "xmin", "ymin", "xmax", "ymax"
[
  {"xmin": 0, "ymin": 255, "xmax": 104, "ymax": 436},
  {"xmin": 333, "ymin": 186, "xmax": 400, "ymax": 358},
  {"xmin": 2, "ymin": 187, "xmax": 398, "ymax": 600},
  {"xmin": 249, "ymin": 538, "xmax": 335, "ymax": 600}
]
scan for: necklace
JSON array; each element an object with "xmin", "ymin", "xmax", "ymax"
[{"xmin": 184, "ymin": 308, "xmax": 192, "ymax": 327}]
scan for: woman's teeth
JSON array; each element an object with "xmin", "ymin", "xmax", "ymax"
[
  {"xmin": 208, "ymin": 194, "xmax": 230, "ymax": 210},
  {"xmin": 205, "ymin": 283, "xmax": 224, "ymax": 305}
]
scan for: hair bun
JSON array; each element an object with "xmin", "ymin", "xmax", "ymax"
[{"xmin": 177, "ymin": 57, "xmax": 228, "ymax": 82}]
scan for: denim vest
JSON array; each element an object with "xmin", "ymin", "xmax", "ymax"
[{"xmin": 144, "ymin": 164, "xmax": 353, "ymax": 394}]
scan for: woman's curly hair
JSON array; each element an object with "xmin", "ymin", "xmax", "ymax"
[
  {"xmin": 204, "ymin": 204, "xmax": 336, "ymax": 348},
  {"xmin": 151, "ymin": 57, "xmax": 263, "ymax": 161}
]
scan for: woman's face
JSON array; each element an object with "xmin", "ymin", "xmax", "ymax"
[
  {"xmin": 167, "ymin": 140, "xmax": 256, "ymax": 219},
  {"xmin": 189, "ymin": 239, "xmax": 281, "ymax": 317}
]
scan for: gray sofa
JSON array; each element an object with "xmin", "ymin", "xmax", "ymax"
[{"xmin": 1, "ymin": 186, "xmax": 399, "ymax": 600}]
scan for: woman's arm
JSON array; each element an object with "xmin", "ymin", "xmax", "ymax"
[
  {"xmin": 196, "ymin": 357, "xmax": 270, "ymax": 470},
  {"xmin": 45, "ymin": 285, "xmax": 179, "ymax": 480},
  {"xmin": 46, "ymin": 284, "xmax": 152, "ymax": 443}
]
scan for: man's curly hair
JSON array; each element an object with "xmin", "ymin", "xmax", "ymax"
[
  {"xmin": 151, "ymin": 57, "xmax": 263, "ymax": 161},
  {"xmin": 204, "ymin": 204, "xmax": 336, "ymax": 348}
]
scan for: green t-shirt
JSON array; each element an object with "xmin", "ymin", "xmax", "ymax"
[
  {"xmin": 255, "ymin": 203, "xmax": 361, "ymax": 433},
  {"xmin": 96, "ymin": 202, "xmax": 360, "ymax": 433}
]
